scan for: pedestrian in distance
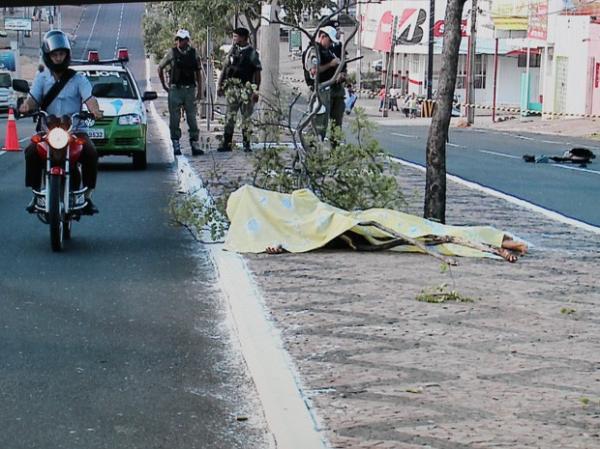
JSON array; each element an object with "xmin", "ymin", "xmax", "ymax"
[
  {"xmin": 378, "ymin": 85, "xmax": 386, "ymax": 111},
  {"xmin": 344, "ymin": 83, "xmax": 357, "ymax": 115},
  {"xmin": 303, "ymin": 26, "xmax": 340, "ymax": 140},
  {"xmin": 322, "ymin": 20, "xmax": 347, "ymax": 130},
  {"xmin": 19, "ymin": 29, "xmax": 103, "ymax": 215},
  {"xmin": 217, "ymin": 27, "xmax": 262, "ymax": 153},
  {"xmin": 408, "ymin": 92, "xmax": 418, "ymax": 118},
  {"xmin": 158, "ymin": 29, "xmax": 203, "ymax": 156}
]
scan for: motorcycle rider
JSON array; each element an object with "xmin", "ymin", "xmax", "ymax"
[{"xmin": 19, "ymin": 30, "xmax": 103, "ymax": 215}]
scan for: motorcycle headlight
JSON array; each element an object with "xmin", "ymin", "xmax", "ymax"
[
  {"xmin": 47, "ymin": 128, "xmax": 70, "ymax": 149},
  {"xmin": 118, "ymin": 114, "xmax": 142, "ymax": 125}
]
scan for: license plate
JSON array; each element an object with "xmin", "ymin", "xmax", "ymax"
[{"xmin": 88, "ymin": 128, "xmax": 105, "ymax": 139}]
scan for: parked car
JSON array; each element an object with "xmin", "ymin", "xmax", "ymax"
[
  {"xmin": 71, "ymin": 49, "xmax": 157, "ymax": 169},
  {"xmin": 0, "ymin": 71, "xmax": 17, "ymax": 112},
  {"xmin": 371, "ymin": 59, "xmax": 383, "ymax": 72}
]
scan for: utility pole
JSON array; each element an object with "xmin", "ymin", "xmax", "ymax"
[
  {"xmin": 427, "ymin": 0, "xmax": 435, "ymax": 99},
  {"xmin": 206, "ymin": 27, "xmax": 212, "ymax": 131},
  {"xmin": 356, "ymin": 1, "xmax": 362, "ymax": 96},
  {"xmin": 466, "ymin": 0, "xmax": 477, "ymax": 124},
  {"xmin": 258, "ymin": 0, "xmax": 280, "ymax": 110}
]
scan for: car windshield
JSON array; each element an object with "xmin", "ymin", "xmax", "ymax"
[
  {"xmin": 0, "ymin": 73, "xmax": 11, "ymax": 88},
  {"xmin": 80, "ymin": 69, "xmax": 137, "ymax": 99}
]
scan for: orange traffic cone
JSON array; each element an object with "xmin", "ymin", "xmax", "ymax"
[{"xmin": 2, "ymin": 107, "xmax": 21, "ymax": 151}]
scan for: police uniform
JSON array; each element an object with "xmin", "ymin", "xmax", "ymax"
[
  {"xmin": 218, "ymin": 43, "xmax": 262, "ymax": 151},
  {"xmin": 159, "ymin": 45, "xmax": 201, "ymax": 145}
]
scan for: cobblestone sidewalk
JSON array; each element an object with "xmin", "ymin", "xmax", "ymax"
[{"xmin": 157, "ymin": 84, "xmax": 600, "ymax": 448}]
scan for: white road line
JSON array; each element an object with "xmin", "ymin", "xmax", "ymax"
[
  {"xmin": 551, "ymin": 164, "xmax": 600, "ymax": 175},
  {"xmin": 391, "ymin": 132, "xmax": 419, "ymax": 139},
  {"xmin": 447, "ymin": 142, "xmax": 462, "ymax": 148},
  {"xmin": 479, "ymin": 149, "xmax": 521, "ymax": 159},
  {"xmin": 80, "ymin": 4, "xmax": 102, "ymax": 60},
  {"xmin": 390, "ymin": 156, "xmax": 600, "ymax": 235},
  {"xmin": 473, "ymin": 128, "xmax": 600, "ymax": 150},
  {"xmin": 113, "ymin": 3, "xmax": 125, "ymax": 58}
]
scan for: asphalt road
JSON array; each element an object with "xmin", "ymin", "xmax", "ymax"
[
  {"xmin": 374, "ymin": 123, "xmax": 600, "ymax": 227},
  {"xmin": 0, "ymin": 4, "xmax": 268, "ymax": 449}
]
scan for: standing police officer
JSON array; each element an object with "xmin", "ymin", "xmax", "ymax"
[
  {"xmin": 158, "ymin": 29, "xmax": 203, "ymax": 156},
  {"xmin": 216, "ymin": 27, "xmax": 262, "ymax": 152}
]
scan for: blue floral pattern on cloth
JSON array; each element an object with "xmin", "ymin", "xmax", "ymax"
[
  {"xmin": 280, "ymin": 197, "xmax": 293, "ymax": 209},
  {"xmin": 246, "ymin": 217, "xmax": 260, "ymax": 234}
]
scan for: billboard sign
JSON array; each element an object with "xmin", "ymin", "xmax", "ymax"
[
  {"xmin": 361, "ymin": 0, "xmax": 473, "ymax": 54},
  {"xmin": 528, "ymin": 0, "xmax": 548, "ymax": 40},
  {"xmin": 4, "ymin": 17, "xmax": 32, "ymax": 32}
]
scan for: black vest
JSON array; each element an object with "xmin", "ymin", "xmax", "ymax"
[
  {"xmin": 170, "ymin": 47, "xmax": 199, "ymax": 86},
  {"xmin": 225, "ymin": 46, "xmax": 257, "ymax": 84}
]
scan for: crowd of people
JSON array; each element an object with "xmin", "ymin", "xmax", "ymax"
[{"xmin": 378, "ymin": 87, "xmax": 420, "ymax": 118}]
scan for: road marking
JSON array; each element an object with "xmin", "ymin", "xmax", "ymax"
[
  {"xmin": 447, "ymin": 142, "xmax": 463, "ymax": 148},
  {"xmin": 80, "ymin": 4, "xmax": 102, "ymax": 60},
  {"xmin": 113, "ymin": 3, "xmax": 125, "ymax": 58},
  {"xmin": 390, "ymin": 156, "xmax": 600, "ymax": 235},
  {"xmin": 551, "ymin": 164, "xmax": 600, "ymax": 175},
  {"xmin": 474, "ymin": 128, "xmax": 600, "ymax": 150},
  {"xmin": 391, "ymin": 132, "xmax": 419, "ymax": 139},
  {"xmin": 479, "ymin": 149, "xmax": 521, "ymax": 159}
]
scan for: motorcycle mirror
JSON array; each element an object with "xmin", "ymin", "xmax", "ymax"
[
  {"xmin": 12, "ymin": 79, "xmax": 30, "ymax": 93},
  {"xmin": 142, "ymin": 91, "xmax": 157, "ymax": 101}
]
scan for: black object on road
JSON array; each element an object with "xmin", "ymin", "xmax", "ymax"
[{"xmin": 523, "ymin": 147, "xmax": 596, "ymax": 166}]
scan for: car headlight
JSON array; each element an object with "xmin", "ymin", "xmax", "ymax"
[
  {"xmin": 47, "ymin": 128, "xmax": 70, "ymax": 149},
  {"xmin": 118, "ymin": 114, "xmax": 142, "ymax": 125}
]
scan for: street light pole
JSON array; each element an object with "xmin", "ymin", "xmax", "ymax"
[
  {"xmin": 427, "ymin": 0, "xmax": 435, "ymax": 99},
  {"xmin": 467, "ymin": 0, "xmax": 477, "ymax": 124}
]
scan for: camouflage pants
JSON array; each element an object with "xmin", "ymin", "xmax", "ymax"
[{"xmin": 223, "ymin": 95, "xmax": 255, "ymax": 148}]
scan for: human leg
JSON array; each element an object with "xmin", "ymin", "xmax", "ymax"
[
  {"xmin": 218, "ymin": 96, "xmax": 239, "ymax": 152},
  {"xmin": 182, "ymin": 86, "xmax": 201, "ymax": 154},
  {"xmin": 77, "ymin": 134, "xmax": 99, "ymax": 214},
  {"xmin": 24, "ymin": 142, "xmax": 45, "ymax": 191},
  {"xmin": 240, "ymin": 101, "xmax": 255, "ymax": 152},
  {"xmin": 168, "ymin": 88, "xmax": 183, "ymax": 142}
]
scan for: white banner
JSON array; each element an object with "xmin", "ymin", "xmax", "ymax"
[{"xmin": 4, "ymin": 17, "xmax": 32, "ymax": 32}]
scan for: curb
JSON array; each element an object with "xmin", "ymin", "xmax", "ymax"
[{"xmin": 146, "ymin": 57, "xmax": 328, "ymax": 449}]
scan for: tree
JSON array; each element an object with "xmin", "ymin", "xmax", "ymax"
[{"xmin": 423, "ymin": 0, "xmax": 467, "ymax": 223}]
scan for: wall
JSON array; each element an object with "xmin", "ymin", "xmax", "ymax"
[
  {"xmin": 545, "ymin": 15, "xmax": 590, "ymax": 115},
  {"xmin": 587, "ymin": 23, "xmax": 600, "ymax": 116}
]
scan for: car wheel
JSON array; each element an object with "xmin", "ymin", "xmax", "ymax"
[{"xmin": 132, "ymin": 149, "xmax": 147, "ymax": 170}]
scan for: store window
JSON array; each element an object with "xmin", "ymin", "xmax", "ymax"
[
  {"xmin": 474, "ymin": 54, "xmax": 487, "ymax": 89},
  {"xmin": 455, "ymin": 54, "xmax": 487, "ymax": 89},
  {"xmin": 517, "ymin": 53, "xmax": 541, "ymax": 68}
]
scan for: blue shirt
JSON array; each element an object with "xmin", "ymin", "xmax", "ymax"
[{"xmin": 29, "ymin": 70, "xmax": 93, "ymax": 130}]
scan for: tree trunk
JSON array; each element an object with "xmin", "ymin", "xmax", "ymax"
[{"xmin": 424, "ymin": 0, "xmax": 467, "ymax": 223}]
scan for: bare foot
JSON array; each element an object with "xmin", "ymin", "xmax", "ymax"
[
  {"xmin": 499, "ymin": 247, "xmax": 518, "ymax": 263},
  {"xmin": 502, "ymin": 236, "xmax": 528, "ymax": 255},
  {"xmin": 265, "ymin": 244, "xmax": 286, "ymax": 254}
]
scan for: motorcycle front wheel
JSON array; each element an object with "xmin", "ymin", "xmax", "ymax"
[{"xmin": 48, "ymin": 175, "xmax": 64, "ymax": 252}]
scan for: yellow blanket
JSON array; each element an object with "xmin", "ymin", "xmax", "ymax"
[{"xmin": 224, "ymin": 185, "xmax": 507, "ymax": 258}]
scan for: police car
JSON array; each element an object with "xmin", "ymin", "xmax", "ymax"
[{"xmin": 73, "ymin": 49, "xmax": 157, "ymax": 169}]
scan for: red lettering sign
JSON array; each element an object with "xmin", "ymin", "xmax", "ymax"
[{"xmin": 433, "ymin": 19, "xmax": 468, "ymax": 38}]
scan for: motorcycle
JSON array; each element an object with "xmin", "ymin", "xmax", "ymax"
[{"xmin": 25, "ymin": 110, "xmax": 95, "ymax": 252}]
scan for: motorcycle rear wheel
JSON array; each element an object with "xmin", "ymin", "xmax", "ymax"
[{"xmin": 49, "ymin": 175, "xmax": 64, "ymax": 252}]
